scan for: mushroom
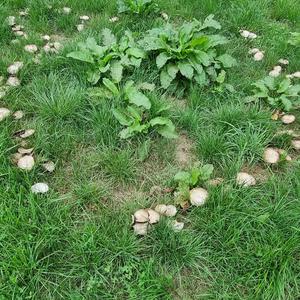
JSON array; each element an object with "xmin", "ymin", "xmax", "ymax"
[
  {"xmin": 18, "ymin": 147, "xmax": 33, "ymax": 154},
  {"xmin": 278, "ymin": 59, "xmax": 289, "ymax": 65},
  {"xmin": 76, "ymin": 24, "xmax": 84, "ymax": 32},
  {"xmin": 291, "ymin": 140, "xmax": 300, "ymax": 150},
  {"xmin": 7, "ymin": 16, "xmax": 16, "ymax": 26},
  {"xmin": 42, "ymin": 161, "xmax": 55, "ymax": 172},
  {"xmin": 263, "ymin": 147, "xmax": 280, "ymax": 164},
  {"xmin": 6, "ymin": 76, "xmax": 21, "ymax": 87},
  {"xmin": 24, "ymin": 44, "xmax": 38, "ymax": 53},
  {"xmin": 248, "ymin": 48, "xmax": 260, "ymax": 55},
  {"xmin": 7, "ymin": 61, "xmax": 24, "ymax": 75},
  {"xmin": 133, "ymin": 209, "xmax": 149, "ymax": 223},
  {"xmin": 161, "ymin": 12, "xmax": 169, "ymax": 21},
  {"xmin": 281, "ymin": 115, "xmax": 295, "ymax": 125},
  {"xmin": 133, "ymin": 222, "xmax": 148, "ymax": 236},
  {"xmin": 79, "ymin": 15, "xmax": 90, "ymax": 21},
  {"xmin": 146, "ymin": 209, "xmax": 160, "ymax": 224},
  {"xmin": 109, "ymin": 16, "xmax": 119, "ymax": 23},
  {"xmin": 236, "ymin": 172, "xmax": 256, "ymax": 187},
  {"xmin": 19, "ymin": 129, "xmax": 35, "ymax": 138},
  {"xmin": 171, "ymin": 220, "xmax": 184, "ymax": 232},
  {"xmin": 63, "ymin": 7, "xmax": 71, "ymax": 14},
  {"xmin": 17, "ymin": 155, "xmax": 34, "ymax": 170},
  {"xmin": 31, "ymin": 182, "xmax": 49, "ymax": 194},
  {"xmin": 253, "ymin": 51, "xmax": 264, "ymax": 61},
  {"xmin": 164, "ymin": 205, "xmax": 177, "ymax": 217},
  {"xmin": 189, "ymin": 188, "xmax": 208, "ymax": 206},
  {"xmin": 13, "ymin": 110, "xmax": 24, "ymax": 120},
  {"xmin": 0, "ymin": 108, "xmax": 11, "ymax": 121},
  {"xmin": 155, "ymin": 204, "xmax": 167, "ymax": 215}
]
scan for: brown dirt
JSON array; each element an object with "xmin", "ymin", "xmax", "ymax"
[{"xmin": 175, "ymin": 133, "xmax": 195, "ymax": 168}]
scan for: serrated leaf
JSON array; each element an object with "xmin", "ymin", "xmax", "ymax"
[
  {"xmin": 178, "ymin": 62, "xmax": 194, "ymax": 79},
  {"xmin": 67, "ymin": 50, "xmax": 94, "ymax": 63},
  {"xmin": 217, "ymin": 54, "xmax": 237, "ymax": 68},
  {"xmin": 277, "ymin": 78, "xmax": 291, "ymax": 93},
  {"xmin": 156, "ymin": 52, "xmax": 170, "ymax": 69}
]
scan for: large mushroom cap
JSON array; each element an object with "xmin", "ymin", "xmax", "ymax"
[
  {"xmin": 133, "ymin": 222, "xmax": 148, "ymax": 236},
  {"xmin": 236, "ymin": 172, "xmax": 256, "ymax": 187},
  {"xmin": 133, "ymin": 209, "xmax": 149, "ymax": 223},
  {"xmin": 263, "ymin": 147, "xmax": 280, "ymax": 164},
  {"xmin": 281, "ymin": 115, "xmax": 295, "ymax": 125},
  {"xmin": 146, "ymin": 209, "xmax": 160, "ymax": 224},
  {"xmin": 189, "ymin": 188, "xmax": 209, "ymax": 206}
]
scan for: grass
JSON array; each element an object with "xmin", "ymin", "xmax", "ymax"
[{"xmin": 1, "ymin": 0, "xmax": 300, "ymax": 299}]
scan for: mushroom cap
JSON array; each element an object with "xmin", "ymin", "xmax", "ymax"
[
  {"xmin": 133, "ymin": 209, "xmax": 149, "ymax": 223},
  {"xmin": 146, "ymin": 209, "xmax": 160, "ymax": 224},
  {"xmin": 164, "ymin": 205, "xmax": 177, "ymax": 217},
  {"xmin": 17, "ymin": 155, "xmax": 34, "ymax": 170},
  {"xmin": 17, "ymin": 147, "xmax": 33, "ymax": 154},
  {"xmin": 0, "ymin": 108, "xmax": 11, "ymax": 121},
  {"xmin": 155, "ymin": 204, "xmax": 167, "ymax": 215},
  {"xmin": 24, "ymin": 44, "xmax": 38, "ymax": 53},
  {"xmin": 31, "ymin": 182, "xmax": 49, "ymax": 194},
  {"xmin": 42, "ymin": 161, "xmax": 55, "ymax": 172},
  {"xmin": 236, "ymin": 172, "xmax": 256, "ymax": 187},
  {"xmin": 190, "ymin": 188, "xmax": 209, "ymax": 206},
  {"xmin": 6, "ymin": 76, "xmax": 21, "ymax": 87},
  {"xmin": 19, "ymin": 129, "xmax": 35, "ymax": 138},
  {"xmin": 172, "ymin": 220, "xmax": 184, "ymax": 232},
  {"xmin": 263, "ymin": 147, "xmax": 280, "ymax": 164},
  {"xmin": 253, "ymin": 51, "xmax": 264, "ymax": 61},
  {"xmin": 133, "ymin": 222, "xmax": 148, "ymax": 236},
  {"xmin": 13, "ymin": 110, "xmax": 24, "ymax": 119},
  {"xmin": 291, "ymin": 140, "xmax": 300, "ymax": 150},
  {"xmin": 281, "ymin": 115, "xmax": 295, "ymax": 125}
]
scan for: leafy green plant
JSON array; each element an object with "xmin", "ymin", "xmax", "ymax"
[
  {"xmin": 288, "ymin": 32, "xmax": 300, "ymax": 47},
  {"xmin": 67, "ymin": 29, "xmax": 146, "ymax": 84},
  {"xmin": 103, "ymin": 79, "xmax": 177, "ymax": 139},
  {"xmin": 250, "ymin": 76, "xmax": 300, "ymax": 111},
  {"xmin": 139, "ymin": 15, "xmax": 236, "ymax": 89},
  {"xmin": 117, "ymin": 0, "xmax": 156, "ymax": 14},
  {"xmin": 173, "ymin": 163, "xmax": 214, "ymax": 206}
]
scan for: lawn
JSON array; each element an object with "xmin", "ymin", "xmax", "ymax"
[{"xmin": 0, "ymin": 0, "xmax": 300, "ymax": 299}]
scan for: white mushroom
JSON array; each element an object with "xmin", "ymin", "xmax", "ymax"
[
  {"xmin": 236, "ymin": 172, "xmax": 256, "ymax": 187},
  {"xmin": 146, "ymin": 209, "xmax": 160, "ymax": 224},
  {"xmin": 133, "ymin": 222, "xmax": 148, "ymax": 236},
  {"xmin": 281, "ymin": 115, "xmax": 296, "ymax": 125},
  {"xmin": 6, "ymin": 76, "xmax": 21, "ymax": 87},
  {"xmin": 14, "ymin": 30, "xmax": 25, "ymax": 36},
  {"xmin": 269, "ymin": 69, "xmax": 281, "ymax": 77},
  {"xmin": 63, "ymin": 7, "xmax": 71, "ymax": 14},
  {"xmin": 240, "ymin": 30, "xmax": 250, "ymax": 38},
  {"xmin": 253, "ymin": 51, "xmax": 264, "ymax": 61},
  {"xmin": 7, "ymin": 16, "xmax": 16, "ymax": 26},
  {"xmin": 18, "ymin": 147, "xmax": 33, "ymax": 154},
  {"xmin": 42, "ymin": 161, "xmax": 55, "ymax": 172},
  {"xmin": 79, "ymin": 15, "xmax": 90, "ymax": 21},
  {"xmin": 109, "ymin": 16, "xmax": 119, "ymax": 23},
  {"xmin": 0, "ymin": 108, "xmax": 11, "ymax": 121},
  {"xmin": 291, "ymin": 140, "xmax": 300, "ymax": 150},
  {"xmin": 292, "ymin": 72, "xmax": 300, "ymax": 78},
  {"xmin": 161, "ymin": 12, "xmax": 169, "ymax": 21},
  {"xmin": 189, "ymin": 188, "xmax": 209, "ymax": 206},
  {"xmin": 171, "ymin": 220, "xmax": 184, "ymax": 232},
  {"xmin": 53, "ymin": 42, "xmax": 62, "ymax": 51},
  {"xmin": 31, "ymin": 182, "xmax": 49, "ymax": 194},
  {"xmin": 42, "ymin": 34, "xmax": 51, "ymax": 41},
  {"xmin": 133, "ymin": 209, "xmax": 149, "ymax": 223},
  {"xmin": 7, "ymin": 61, "xmax": 24, "ymax": 75},
  {"xmin": 19, "ymin": 129, "xmax": 35, "ymax": 138},
  {"xmin": 24, "ymin": 44, "xmax": 38, "ymax": 53},
  {"xmin": 263, "ymin": 147, "xmax": 280, "ymax": 164},
  {"xmin": 76, "ymin": 24, "xmax": 84, "ymax": 32},
  {"xmin": 248, "ymin": 32, "xmax": 257, "ymax": 39},
  {"xmin": 17, "ymin": 155, "xmax": 34, "ymax": 170},
  {"xmin": 12, "ymin": 25, "xmax": 24, "ymax": 32},
  {"xmin": 155, "ymin": 204, "xmax": 167, "ymax": 215},
  {"xmin": 164, "ymin": 205, "xmax": 177, "ymax": 217},
  {"xmin": 19, "ymin": 10, "xmax": 29, "ymax": 17},
  {"xmin": 278, "ymin": 59, "xmax": 289, "ymax": 65},
  {"xmin": 12, "ymin": 152, "xmax": 23, "ymax": 164}
]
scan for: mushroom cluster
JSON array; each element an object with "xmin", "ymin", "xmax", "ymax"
[{"xmin": 77, "ymin": 15, "xmax": 90, "ymax": 32}]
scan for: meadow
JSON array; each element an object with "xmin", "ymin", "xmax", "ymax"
[{"xmin": 0, "ymin": 0, "xmax": 300, "ymax": 299}]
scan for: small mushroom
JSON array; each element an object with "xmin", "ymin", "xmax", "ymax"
[
  {"xmin": 278, "ymin": 59, "xmax": 289, "ymax": 65},
  {"xmin": 24, "ymin": 44, "xmax": 38, "ymax": 53},
  {"xmin": 7, "ymin": 16, "xmax": 16, "ymax": 26},
  {"xmin": 79, "ymin": 15, "xmax": 90, "ymax": 21},
  {"xmin": 76, "ymin": 24, "xmax": 84, "ymax": 32},
  {"xmin": 236, "ymin": 172, "xmax": 256, "ymax": 187},
  {"xmin": 14, "ymin": 30, "xmax": 25, "ymax": 36},
  {"xmin": 31, "ymin": 182, "xmax": 49, "ymax": 194},
  {"xmin": 13, "ymin": 110, "xmax": 24, "ymax": 120},
  {"xmin": 253, "ymin": 51, "xmax": 264, "ymax": 61},
  {"xmin": 291, "ymin": 140, "xmax": 300, "ymax": 150},
  {"xmin": 0, "ymin": 108, "xmax": 11, "ymax": 121},
  {"xmin": 18, "ymin": 147, "xmax": 33, "ymax": 154},
  {"xmin": 263, "ymin": 147, "xmax": 280, "ymax": 164},
  {"xmin": 63, "ymin": 7, "xmax": 71, "ymax": 14},
  {"xmin": 42, "ymin": 34, "xmax": 51, "ymax": 41},
  {"xmin": 7, "ymin": 61, "xmax": 24, "ymax": 75},
  {"xmin": 155, "ymin": 204, "xmax": 167, "ymax": 215},
  {"xmin": 164, "ymin": 205, "xmax": 177, "ymax": 217},
  {"xmin": 133, "ymin": 209, "xmax": 149, "ymax": 223},
  {"xmin": 146, "ymin": 209, "xmax": 160, "ymax": 224},
  {"xmin": 292, "ymin": 72, "xmax": 300, "ymax": 78},
  {"xmin": 133, "ymin": 222, "xmax": 148, "ymax": 236},
  {"xmin": 248, "ymin": 48, "xmax": 260, "ymax": 55},
  {"xmin": 17, "ymin": 155, "xmax": 34, "ymax": 170},
  {"xmin": 190, "ymin": 188, "xmax": 209, "ymax": 206},
  {"xmin": 11, "ymin": 152, "xmax": 23, "ymax": 164},
  {"xmin": 171, "ymin": 220, "xmax": 184, "ymax": 232},
  {"xmin": 281, "ymin": 115, "xmax": 295, "ymax": 125},
  {"xmin": 19, "ymin": 129, "xmax": 35, "ymax": 138},
  {"xmin": 161, "ymin": 12, "xmax": 169, "ymax": 21},
  {"xmin": 42, "ymin": 161, "xmax": 55, "ymax": 172},
  {"xmin": 6, "ymin": 76, "xmax": 21, "ymax": 87},
  {"xmin": 109, "ymin": 16, "xmax": 119, "ymax": 23}
]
